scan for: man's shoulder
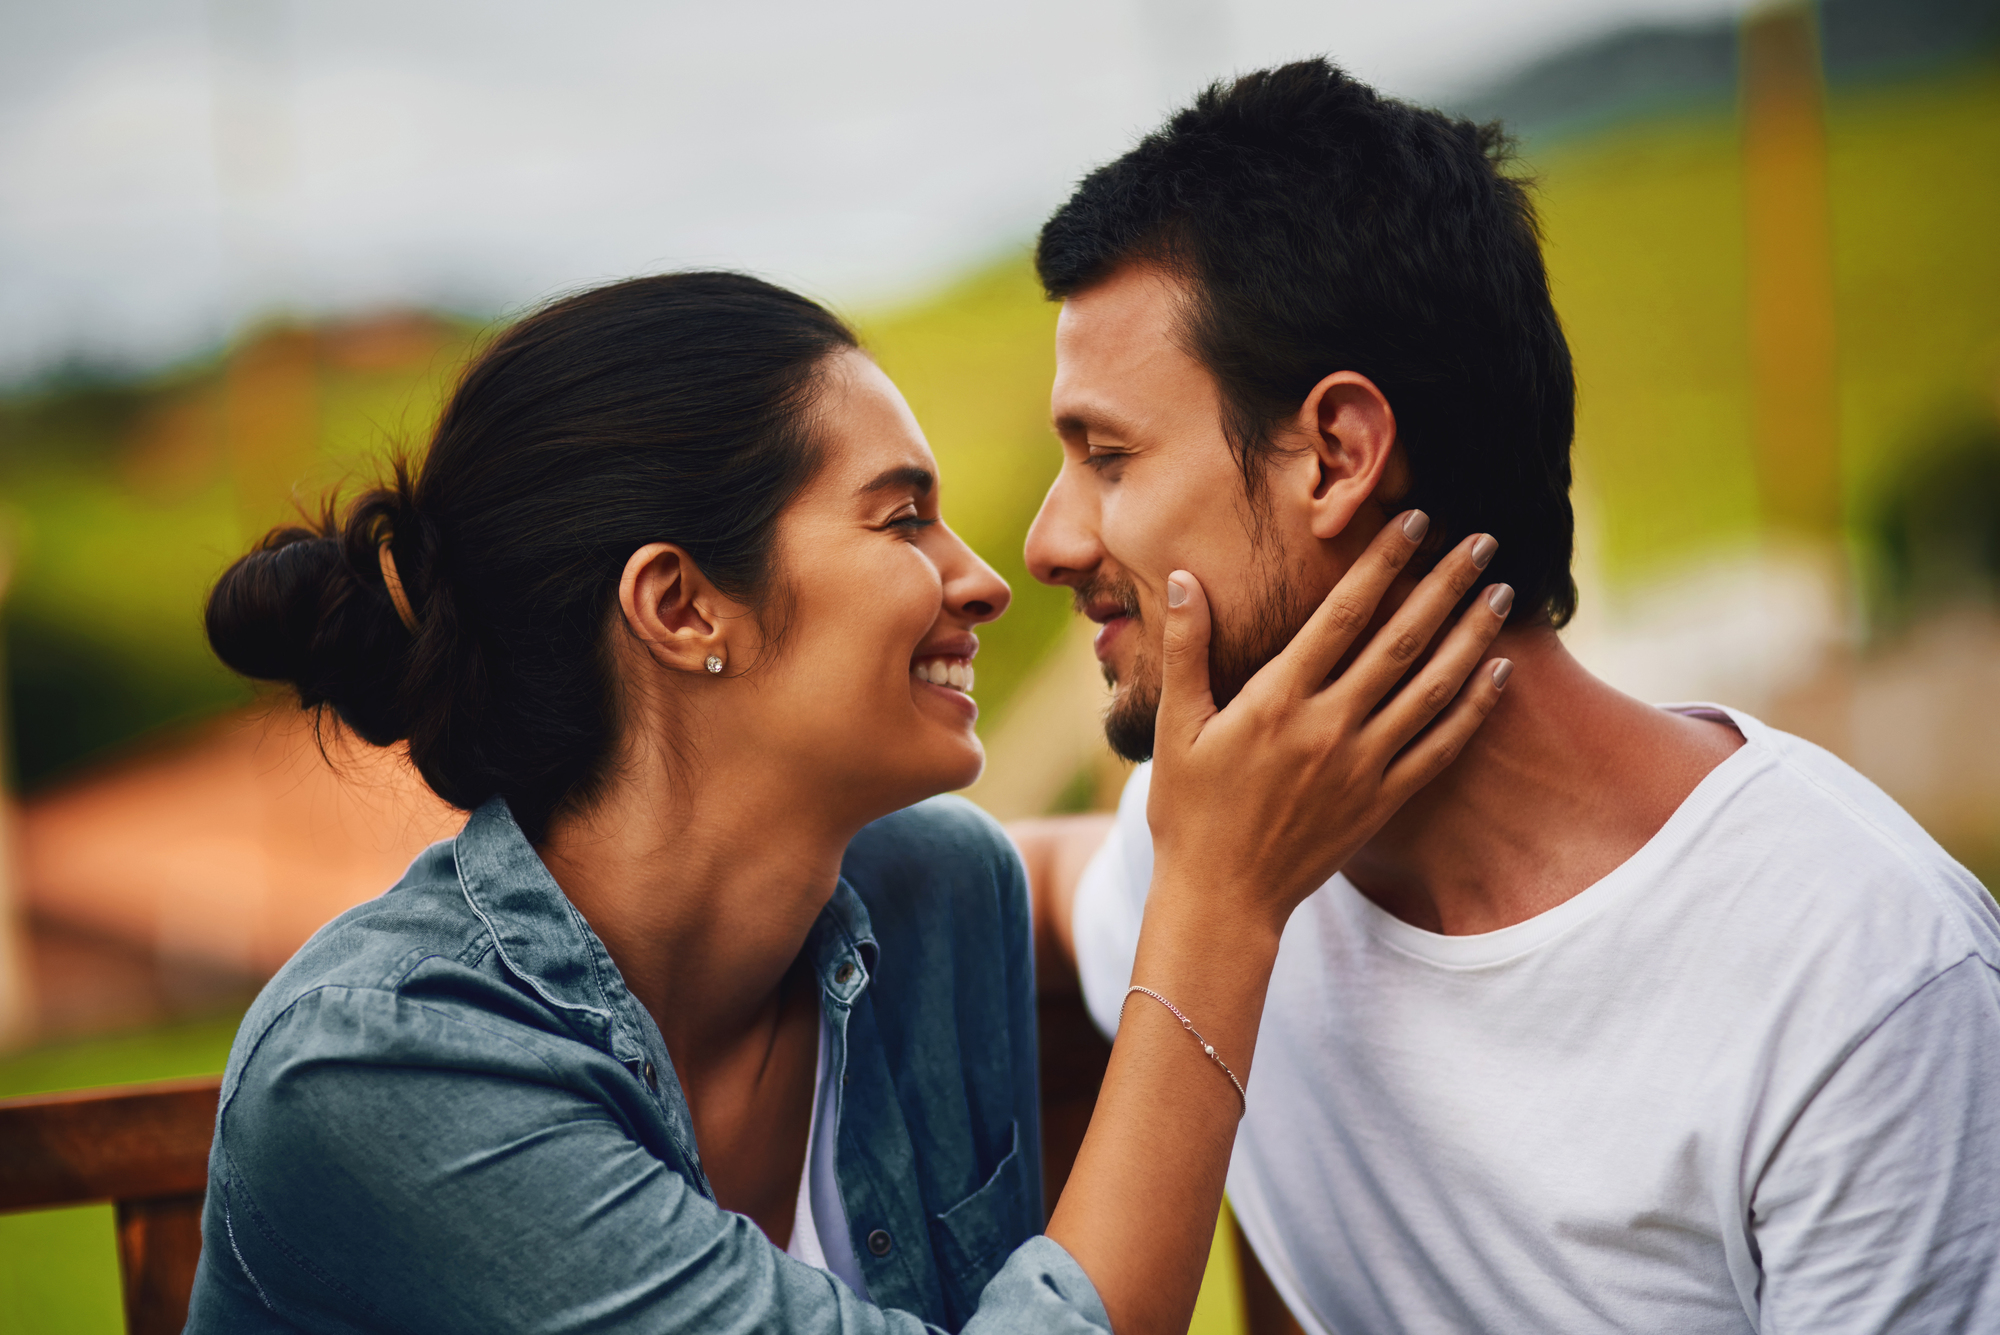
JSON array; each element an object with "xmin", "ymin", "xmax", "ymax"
[
  {"xmin": 1661, "ymin": 711, "xmax": 2000, "ymax": 1029},
  {"xmin": 1716, "ymin": 712, "xmax": 1997, "ymax": 951}
]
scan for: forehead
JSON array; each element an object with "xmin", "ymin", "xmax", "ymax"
[
  {"xmin": 813, "ymin": 350, "xmax": 938, "ymax": 490},
  {"xmin": 1051, "ymin": 265, "xmax": 1214, "ymax": 434}
]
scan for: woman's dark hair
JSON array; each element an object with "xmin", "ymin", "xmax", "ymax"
[
  {"xmin": 1037, "ymin": 58, "xmax": 1578, "ymax": 627},
  {"xmin": 206, "ymin": 272, "xmax": 858, "ymax": 841}
]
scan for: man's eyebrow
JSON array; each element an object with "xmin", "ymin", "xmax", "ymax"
[
  {"xmin": 857, "ymin": 465, "xmax": 934, "ymax": 497},
  {"xmin": 1053, "ymin": 405, "xmax": 1141, "ymax": 442}
]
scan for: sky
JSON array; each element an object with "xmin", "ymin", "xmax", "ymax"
[{"xmin": 0, "ymin": 0, "xmax": 1754, "ymax": 384}]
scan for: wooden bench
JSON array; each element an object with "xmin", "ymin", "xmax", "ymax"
[
  {"xmin": 0, "ymin": 1075, "xmax": 221, "ymax": 1335},
  {"xmin": 0, "ymin": 1003, "xmax": 1294, "ymax": 1334}
]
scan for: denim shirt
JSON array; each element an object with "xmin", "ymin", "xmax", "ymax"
[{"xmin": 185, "ymin": 795, "xmax": 1109, "ymax": 1334}]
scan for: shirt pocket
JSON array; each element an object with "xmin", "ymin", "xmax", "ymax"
[{"xmin": 927, "ymin": 1119, "xmax": 1036, "ymax": 1328}]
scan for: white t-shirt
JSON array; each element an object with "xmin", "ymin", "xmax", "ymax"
[
  {"xmin": 1073, "ymin": 706, "xmax": 2000, "ymax": 1334},
  {"xmin": 785, "ymin": 1011, "xmax": 871, "ymax": 1299}
]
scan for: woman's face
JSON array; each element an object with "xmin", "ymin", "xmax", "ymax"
[{"xmin": 728, "ymin": 350, "xmax": 1009, "ymax": 819}]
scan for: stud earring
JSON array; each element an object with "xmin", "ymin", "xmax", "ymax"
[{"xmin": 704, "ymin": 654, "xmax": 724, "ymax": 675}]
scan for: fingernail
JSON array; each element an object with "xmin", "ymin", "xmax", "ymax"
[
  {"xmin": 1167, "ymin": 578, "xmax": 1187, "ymax": 608},
  {"xmin": 1491, "ymin": 659, "xmax": 1514, "ymax": 690},
  {"xmin": 1470, "ymin": 535, "xmax": 1498, "ymax": 569},
  {"xmin": 1401, "ymin": 510, "xmax": 1429, "ymax": 543},
  {"xmin": 1485, "ymin": 583, "xmax": 1514, "ymax": 617}
]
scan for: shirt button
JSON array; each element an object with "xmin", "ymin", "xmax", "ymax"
[
  {"xmin": 866, "ymin": 1228, "xmax": 893, "ymax": 1257},
  {"xmin": 834, "ymin": 962, "xmax": 856, "ymax": 986},
  {"xmin": 642, "ymin": 1061, "xmax": 658, "ymax": 1092}
]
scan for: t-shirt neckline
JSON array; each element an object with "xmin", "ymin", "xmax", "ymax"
[{"xmin": 1331, "ymin": 704, "xmax": 1772, "ymax": 969}]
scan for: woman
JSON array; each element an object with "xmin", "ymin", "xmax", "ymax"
[{"xmin": 188, "ymin": 272, "xmax": 1509, "ymax": 1333}]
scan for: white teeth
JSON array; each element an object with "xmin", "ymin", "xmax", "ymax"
[{"xmin": 912, "ymin": 658, "xmax": 974, "ymax": 693}]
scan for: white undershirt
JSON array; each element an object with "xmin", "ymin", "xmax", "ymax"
[
  {"xmin": 1074, "ymin": 705, "xmax": 2000, "ymax": 1334},
  {"xmin": 784, "ymin": 1010, "xmax": 870, "ymax": 1299}
]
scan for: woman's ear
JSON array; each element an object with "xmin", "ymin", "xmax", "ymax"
[
  {"xmin": 617, "ymin": 543, "xmax": 740, "ymax": 674},
  {"xmin": 1294, "ymin": 371, "xmax": 1398, "ymax": 541}
]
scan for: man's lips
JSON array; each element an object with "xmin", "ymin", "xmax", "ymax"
[{"xmin": 1092, "ymin": 614, "xmax": 1131, "ymax": 661}]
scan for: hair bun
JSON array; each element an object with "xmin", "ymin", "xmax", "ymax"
[
  {"xmin": 206, "ymin": 517, "xmax": 411, "ymax": 745},
  {"xmin": 207, "ymin": 529, "xmax": 341, "ymax": 682}
]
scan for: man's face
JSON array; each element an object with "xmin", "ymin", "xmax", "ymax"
[{"xmin": 1024, "ymin": 264, "xmax": 1341, "ymax": 762}]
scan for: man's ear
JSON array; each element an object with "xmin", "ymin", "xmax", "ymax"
[
  {"xmin": 1293, "ymin": 371, "xmax": 1398, "ymax": 541},
  {"xmin": 616, "ymin": 543, "xmax": 742, "ymax": 675}
]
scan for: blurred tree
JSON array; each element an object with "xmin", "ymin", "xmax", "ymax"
[{"xmin": 1868, "ymin": 416, "xmax": 2000, "ymax": 626}]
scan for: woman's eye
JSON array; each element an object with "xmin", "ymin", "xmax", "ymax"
[
  {"xmin": 886, "ymin": 513, "xmax": 938, "ymax": 535},
  {"xmin": 1084, "ymin": 449, "xmax": 1128, "ymax": 471}
]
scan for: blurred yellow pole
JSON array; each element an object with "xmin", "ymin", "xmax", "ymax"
[
  {"xmin": 0, "ymin": 529, "xmax": 38, "ymax": 1048},
  {"xmin": 1740, "ymin": 3, "xmax": 1843, "ymax": 540}
]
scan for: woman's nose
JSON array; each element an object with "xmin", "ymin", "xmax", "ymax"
[{"xmin": 941, "ymin": 525, "xmax": 1011, "ymax": 625}]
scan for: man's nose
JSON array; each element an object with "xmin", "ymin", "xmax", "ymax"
[{"xmin": 1024, "ymin": 466, "xmax": 1100, "ymax": 589}]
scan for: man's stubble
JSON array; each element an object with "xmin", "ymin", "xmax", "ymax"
[{"xmin": 1093, "ymin": 542, "xmax": 1319, "ymax": 764}]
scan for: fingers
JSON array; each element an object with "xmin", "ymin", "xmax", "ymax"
[
  {"xmin": 1155, "ymin": 569, "xmax": 1216, "ymax": 755},
  {"xmin": 1366, "ymin": 580, "xmax": 1513, "ymax": 753},
  {"xmin": 1378, "ymin": 656, "xmax": 1513, "ymax": 803},
  {"xmin": 1331, "ymin": 531, "xmax": 1497, "ymax": 716},
  {"xmin": 1273, "ymin": 510, "xmax": 1431, "ymax": 693}
]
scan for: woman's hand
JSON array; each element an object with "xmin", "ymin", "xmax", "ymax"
[
  {"xmin": 1049, "ymin": 513, "xmax": 1511, "ymax": 1334},
  {"xmin": 1146, "ymin": 512, "xmax": 1512, "ymax": 938}
]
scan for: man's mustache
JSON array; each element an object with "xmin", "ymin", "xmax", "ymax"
[{"xmin": 1071, "ymin": 575, "xmax": 1141, "ymax": 623}]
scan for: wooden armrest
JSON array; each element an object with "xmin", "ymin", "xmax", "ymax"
[{"xmin": 0, "ymin": 1075, "xmax": 222, "ymax": 1212}]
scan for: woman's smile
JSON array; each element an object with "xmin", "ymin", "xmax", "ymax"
[{"xmin": 911, "ymin": 630, "xmax": 979, "ymax": 719}]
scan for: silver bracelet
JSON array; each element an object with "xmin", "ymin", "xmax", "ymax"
[{"xmin": 1123, "ymin": 985, "xmax": 1248, "ymax": 1114}]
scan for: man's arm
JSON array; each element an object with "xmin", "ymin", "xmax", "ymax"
[
  {"xmin": 1008, "ymin": 814, "xmax": 1115, "ymax": 995},
  {"xmin": 1752, "ymin": 955, "xmax": 2000, "ymax": 1332}
]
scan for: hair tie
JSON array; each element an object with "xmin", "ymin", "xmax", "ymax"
[{"xmin": 377, "ymin": 541, "xmax": 420, "ymax": 634}]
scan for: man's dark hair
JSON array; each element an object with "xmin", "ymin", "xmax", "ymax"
[{"xmin": 1036, "ymin": 58, "xmax": 1578, "ymax": 627}]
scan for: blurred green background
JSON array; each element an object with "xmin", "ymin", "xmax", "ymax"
[
  {"xmin": 6, "ymin": 58, "xmax": 1998, "ymax": 796},
  {"xmin": 5, "ymin": 3, "xmax": 1999, "ymax": 1330}
]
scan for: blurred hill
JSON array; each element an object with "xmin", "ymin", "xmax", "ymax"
[
  {"xmin": 1454, "ymin": 0, "xmax": 2000, "ymax": 139},
  {"xmin": 1, "ymin": 9, "xmax": 1997, "ymax": 936}
]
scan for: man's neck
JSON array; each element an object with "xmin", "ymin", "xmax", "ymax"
[{"xmin": 1341, "ymin": 626, "xmax": 1745, "ymax": 936}]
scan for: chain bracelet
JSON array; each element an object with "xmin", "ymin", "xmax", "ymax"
[{"xmin": 1122, "ymin": 984, "xmax": 1248, "ymax": 1114}]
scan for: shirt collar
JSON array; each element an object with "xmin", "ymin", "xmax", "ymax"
[
  {"xmin": 452, "ymin": 797, "xmax": 627, "ymax": 1054},
  {"xmin": 452, "ymin": 795, "xmax": 883, "ymax": 1051},
  {"xmin": 807, "ymin": 877, "xmax": 880, "ymax": 1008}
]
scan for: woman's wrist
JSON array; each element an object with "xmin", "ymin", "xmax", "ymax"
[{"xmin": 1142, "ymin": 863, "xmax": 1288, "ymax": 962}]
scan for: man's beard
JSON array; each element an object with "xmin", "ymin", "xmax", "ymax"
[{"xmin": 1086, "ymin": 554, "xmax": 1318, "ymax": 764}]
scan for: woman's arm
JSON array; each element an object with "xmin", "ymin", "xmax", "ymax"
[{"xmin": 1045, "ymin": 520, "xmax": 1511, "ymax": 1333}]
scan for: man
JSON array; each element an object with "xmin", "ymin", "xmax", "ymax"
[{"xmin": 1012, "ymin": 60, "xmax": 2000, "ymax": 1333}]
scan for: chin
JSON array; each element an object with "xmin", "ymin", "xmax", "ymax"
[{"xmin": 935, "ymin": 737, "xmax": 986, "ymax": 795}]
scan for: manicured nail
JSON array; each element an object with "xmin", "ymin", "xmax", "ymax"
[
  {"xmin": 1491, "ymin": 659, "xmax": 1514, "ymax": 690},
  {"xmin": 1470, "ymin": 535, "xmax": 1498, "ymax": 569},
  {"xmin": 1485, "ymin": 583, "xmax": 1514, "ymax": 617},
  {"xmin": 1401, "ymin": 510, "xmax": 1429, "ymax": 543},
  {"xmin": 1167, "ymin": 578, "xmax": 1187, "ymax": 608}
]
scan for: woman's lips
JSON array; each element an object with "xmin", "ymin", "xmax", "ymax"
[{"xmin": 911, "ymin": 655, "xmax": 978, "ymax": 721}]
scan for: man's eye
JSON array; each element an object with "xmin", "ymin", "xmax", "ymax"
[
  {"xmin": 1084, "ymin": 450, "xmax": 1128, "ymax": 471},
  {"xmin": 887, "ymin": 514, "xmax": 938, "ymax": 532}
]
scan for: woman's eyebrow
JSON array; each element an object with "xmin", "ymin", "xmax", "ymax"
[{"xmin": 856, "ymin": 465, "xmax": 934, "ymax": 497}]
